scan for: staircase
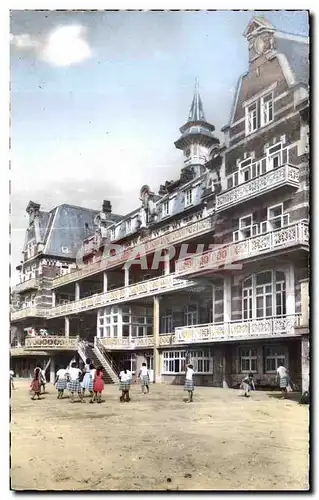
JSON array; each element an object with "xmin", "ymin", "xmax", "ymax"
[{"xmin": 78, "ymin": 340, "xmax": 119, "ymax": 384}]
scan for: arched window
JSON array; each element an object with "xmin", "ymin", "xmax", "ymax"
[{"xmin": 242, "ymin": 270, "xmax": 286, "ymax": 320}]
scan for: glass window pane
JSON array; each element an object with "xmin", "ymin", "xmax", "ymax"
[
  {"xmin": 256, "ymin": 271, "xmax": 272, "ymax": 285},
  {"xmin": 251, "ymin": 359, "xmax": 257, "ymax": 371}
]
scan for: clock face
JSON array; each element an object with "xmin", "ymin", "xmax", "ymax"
[{"xmin": 254, "ymin": 36, "xmax": 265, "ymax": 55}]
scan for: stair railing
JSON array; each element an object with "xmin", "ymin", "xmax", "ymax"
[{"xmin": 94, "ymin": 338, "xmax": 119, "ymax": 383}]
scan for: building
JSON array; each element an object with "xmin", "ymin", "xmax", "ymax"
[{"xmin": 10, "ymin": 17, "xmax": 309, "ymax": 391}]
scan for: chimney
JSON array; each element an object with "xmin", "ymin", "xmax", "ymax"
[{"xmin": 102, "ymin": 200, "xmax": 112, "ymax": 215}]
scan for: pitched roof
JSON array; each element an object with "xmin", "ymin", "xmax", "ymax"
[
  {"xmin": 43, "ymin": 204, "xmax": 99, "ymax": 258},
  {"xmin": 274, "ymin": 31, "xmax": 309, "ymax": 85}
]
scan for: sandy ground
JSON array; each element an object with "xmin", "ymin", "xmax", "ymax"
[{"xmin": 10, "ymin": 379, "xmax": 309, "ymax": 491}]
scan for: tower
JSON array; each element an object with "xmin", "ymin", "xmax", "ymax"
[{"xmin": 174, "ymin": 78, "xmax": 219, "ymax": 179}]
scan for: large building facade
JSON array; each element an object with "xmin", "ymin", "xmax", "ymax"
[{"xmin": 10, "ymin": 17, "xmax": 309, "ymax": 391}]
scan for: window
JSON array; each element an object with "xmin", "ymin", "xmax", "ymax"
[
  {"xmin": 110, "ymin": 227, "xmax": 115, "ymax": 240},
  {"xmin": 267, "ymin": 204, "xmax": 289, "ymax": 230},
  {"xmin": 161, "ymin": 312, "xmax": 173, "ymax": 333},
  {"xmin": 242, "ymin": 277, "xmax": 253, "ymax": 320},
  {"xmin": 162, "ymin": 200, "xmax": 169, "ymax": 217},
  {"xmin": 245, "ymin": 92, "xmax": 274, "ymax": 136},
  {"xmin": 267, "ymin": 143, "xmax": 287, "ymax": 170},
  {"xmin": 184, "ymin": 305, "xmax": 198, "ymax": 326},
  {"xmin": 185, "ymin": 189, "xmax": 193, "ymax": 207},
  {"xmin": 145, "ymin": 354, "xmax": 154, "ymax": 371},
  {"xmin": 163, "ymin": 351, "xmax": 186, "ymax": 373},
  {"xmin": 240, "ymin": 348, "xmax": 257, "ymax": 373},
  {"xmin": 121, "ymin": 354, "xmax": 136, "ymax": 373},
  {"xmin": 126, "ymin": 220, "xmax": 131, "ymax": 233},
  {"xmin": 97, "ymin": 306, "xmax": 119, "ymax": 338},
  {"xmin": 265, "ymin": 346, "xmax": 286, "ymax": 372},
  {"xmin": 233, "ymin": 215, "xmax": 258, "ymax": 242},
  {"xmin": 188, "ymin": 351, "xmax": 212, "ymax": 373},
  {"xmin": 242, "ymin": 271, "xmax": 286, "ymax": 320},
  {"xmin": 227, "ymin": 172, "xmax": 239, "ymax": 189},
  {"xmin": 239, "ymin": 158, "xmax": 253, "ymax": 183},
  {"xmin": 261, "ymin": 93, "xmax": 274, "ymax": 126},
  {"xmin": 246, "ymin": 102, "xmax": 258, "ymax": 135}
]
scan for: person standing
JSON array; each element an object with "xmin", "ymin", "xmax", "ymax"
[
  {"xmin": 55, "ymin": 367, "xmax": 67, "ymax": 399},
  {"xmin": 184, "ymin": 363, "xmax": 195, "ymax": 403},
  {"xmin": 30, "ymin": 367, "xmax": 42, "ymax": 400},
  {"xmin": 81, "ymin": 358, "xmax": 92, "ymax": 397},
  {"xmin": 138, "ymin": 362, "xmax": 150, "ymax": 395},
  {"xmin": 10, "ymin": 370, "xmax": 15, "ymax": 390},
  {"xmin": 119, "ymin": 368, "xmax": 132, "ymax": 402},
  {"xmin": 66, "ymin": 362, "xmax": 84, "ymax": 403},
  {"xmin": 92, "ymin": 366, "xmax": 104, "ymax": 403},
  {"xmin": 277, "ymin": 364, "xmax": 289, "ymax": 399}
]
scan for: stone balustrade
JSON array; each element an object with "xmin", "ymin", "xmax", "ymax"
[
  {"xmin": 175, "ymin": 221, "xmax": 309, "ymax": 277},
  {"xmin": 24, "ymin": 336, "xmax": 79, "ymax": 349},
  {"xmin": 12, "ymin": 278, "xmax": 40, "ymax": 294},
  {"xmin": 11, "ymin": 307, "xmax": 48, "ymax": 321},
  {"xmin": 216, "ymin": 164, "xmax": 299, "ymax": 211},
  {"xmin": 52, "ymin": 213, "xmax": 214, "ymax": 288},
  {"xmin": 174, "ymin": 315, "xmax": 301, "ymax": 343},
  {"xmin": 98, "ymin": 336, "xmax": 154, "ymax": 349},
  {"xmin": 48, "ymin": 275, "xmax": 194, "ymax": 319}
]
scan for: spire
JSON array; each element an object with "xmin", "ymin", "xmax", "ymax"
[{"xmin": 187, "ymin": 77, "xmax": 206, "ymax": 122}]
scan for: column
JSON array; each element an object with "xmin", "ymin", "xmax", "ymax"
[
  {"xmin": 52, "ymin": 290, "xmax": 56, "ymax": 308},
  {"xmin": 153, "ymin": 296, "xmax": 161, "ymax": 383},
  {"xmin": 223, "ymin": 277, "xmax": 231, "ymax": 323},
  {"xmin": 300, "ymin": 279, "xmax": 309, "ymax": 327},
  {"xmin": 124, "ymin": 267, "xmax": 130, "ymax": 287},
  {"xmin": 103, "ymin": 271, "xmax": 108, "ymax": 293},
  {"xmin": 164, "ymin": 250, "xmax": 170, "ymax": 276},
  {"xmin": 65, "ymin": 316, "xmax": 70, "ymax": 338},
  {"xmin": 75, "ymin": 282, "xmax": 80, "ymax": 301},
  {"xmin": 301, "ymin": 335, "xmax": 309, "ymax": 393},
  {"xmin": 286, "ymin": 264, "xmax": 295, "ymax": 315},
  {"xmin": 49, "ymin": 357, "xmax": 55, "ymax": 384}
]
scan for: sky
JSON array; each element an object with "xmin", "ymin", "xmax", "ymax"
[{"xmin": 10, "ymin": 9, "xmax": 309, "ymax": 281}]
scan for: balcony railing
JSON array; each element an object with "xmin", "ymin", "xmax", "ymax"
[
  {"xmin": 174, "ymin": 315, "xmax": 301, "ymax": 343},
  {"xmin": 98, "ymin": 336, "xmax": 154, "ymax": 349},
  {"xmin": 48, "ymin": 275, "xmax": 195, "ymax": 318},
  {"xmin": 12, "ymin": 278, "xmax": 40, "ymax": 294},
  {"xmin": 11, "ymin": 307, "xmax": 48, "ymax": 321},
  {"xmin": 25, "ymin": 336, "xmax": 79, "ymax": 349},
  {"xmin": 175, "ymin": 221, "xmax": 309, "ymax": 277},
  {"xmin": 216, "ymin": 164, "xmax": 299, "ymax": 211},
  {"xmin": 52, "ymin": 212, "xmax": 214, "ymax": 288}
]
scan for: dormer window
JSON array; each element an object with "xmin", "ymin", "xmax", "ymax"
[
  {"xmin": 110, "ymin": 227, "xmax": 115, "ymax": 240},
  {"xmin": 246, "ymin": 103, "xmax": 258, "ymax": 135},
  {"xmin": 185, "ymin": 188, "xmax": 193, "ymax": 207},
  {"xmin": 261, "ymin": 92, "xmax": 274, "ymax": 126},
  {"xmin": 126, "ymin": 220, "xmax": 131, "ymax": 233},
  {"xmin": 162, "ymin": 200, "xmax": 169, "ymax": 217}
]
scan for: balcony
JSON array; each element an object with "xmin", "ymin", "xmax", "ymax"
[
  {"xmin": 11, "ymin": 307, "xmax": 48, "ymax": 322},
  {"xmin": 12, "ymin": 278, "xmax": 39, "ymax": 294},
  {"xmin": 175, "ymin": 221, "xmax": 309, "ymax": 278},
  {"xmin": 174, "ymin": 315, "xmax": 301, "ymax": 344},
  {"xmin": 24, "ymin": 336, "xmax": 79, "ymax": 350},
  {"xmin": 216, "ymin": 164, "xmax": 299, "ymax": 212},
  {"xmin": 48, "ymin": 275, "xmax": 195, "ymax": 319},
  {"xmin": 52, "ymin": 212, "xmax": 214, "ymax": 288},
  {"xmin": 98, "ymin": 336, "xmax": 154, "ymax": 350}
]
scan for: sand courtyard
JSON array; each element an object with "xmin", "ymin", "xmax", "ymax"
[{"xmin": 10, "ymin": 379, "xmax": 309, "ymax": 491}]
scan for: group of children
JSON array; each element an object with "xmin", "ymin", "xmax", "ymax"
[{"xmin": 29, "ymin": 359, "xmax": 291, "ymax": 402}]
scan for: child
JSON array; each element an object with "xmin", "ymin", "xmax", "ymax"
[
  {"xmin": 184, "ymin": 364, "xmax": 195, "ymax": 403},
  {"xmin": 66, "ymin": 361, "xmax": 84, "ymax": 403},
  {"xmin": 30, "ymin": 367, "xmax": 42, "ymax": 400},
  {"xmin": 10, "ymin": 370, "xmax": 15, "ymax": 390},
  {"xmin": 276, "ymin": 364, "xmax": 289, "ymax": 399},
  {"xmin": 92, "ymin": 366, "xmax": 104, "ymax": 403},
  {"xmin": 119, "ymin": 368, "xmax": 132, "ymax": 402},
  {"xmin": 138, "ymin": 362, "xmax": 150, "ymax": 394},
  {"xmin": 241, "ymin": 372, "xmax": 255, "ymax": 397},
  {"xmin": 55, "ymin": 367, "xmax": 67, "ymax": 399}
]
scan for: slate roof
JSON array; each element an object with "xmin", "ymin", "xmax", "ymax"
[{"xmin": 275, "ymin": 32, "xmax": 309, "ymax": 85}]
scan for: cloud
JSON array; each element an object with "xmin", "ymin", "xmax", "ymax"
[
  {"xmin": 10, "ymin": 25, "xmax": 92, "ymax": 67},
  {"xmin": 10, "ymin": 33, "xmax": 39, "ymax": 49},
  {"xmin": 40, "ymin": 25, "xmax": 92, "ymax": 67}
]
